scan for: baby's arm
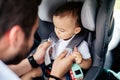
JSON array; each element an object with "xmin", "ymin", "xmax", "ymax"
[
  {"xmin": 76, "ymin": 53, "xmax": 92, "ymax": 69},
  {"xmin": 72, "ymin": 47, "xmax": 92, "ymax": 70}
]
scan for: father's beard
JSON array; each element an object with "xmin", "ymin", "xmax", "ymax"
[{"xmin": 4, "ymin": 42, "xmax": 30, "ymax": 65}]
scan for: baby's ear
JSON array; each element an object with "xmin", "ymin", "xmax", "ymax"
[{"xmin": 74, "ymin": 27, "xmax": 81, "ymax": 34}]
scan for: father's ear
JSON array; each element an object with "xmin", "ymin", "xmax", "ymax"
[{"xmin": 9, "ymin": 25, "xmax": 25, "ymax": 48}]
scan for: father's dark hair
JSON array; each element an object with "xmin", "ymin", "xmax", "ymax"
[{"xmin": 0, "ymin": 0, "xmax": 41, "ymax": 38}]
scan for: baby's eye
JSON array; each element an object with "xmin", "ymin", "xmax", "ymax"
[{"xmin": 59, "ymin": 30, "xmax": 65, "ymax": 32}]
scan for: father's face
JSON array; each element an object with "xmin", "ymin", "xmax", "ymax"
[
  {"xmin": 21, "ymin": 18, "xmax": 39, "ymax": 57},
  {"xmin": 5, "ymin": 18, "xmax": 39, "ymax": 64}
]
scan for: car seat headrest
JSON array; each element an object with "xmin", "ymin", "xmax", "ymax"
[
  {"xmin": 38, "ymin": 0, "xmax": 66, "ymax": 22},
  {"xmin": 38, "ymin": 0, "xmax": 97, "ymax": 31},
  {"xmin": 81, "ymin": 0, "xmax": 98, "ymax": 31}
]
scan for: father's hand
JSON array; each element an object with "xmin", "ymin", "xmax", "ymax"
[
  {"xmin": 50, "ymin": 50, "xmax": 75, "ymax": 79},
  {"xmin": 33, "ymin": 41, "xmax": 51, "ymax": 64}
]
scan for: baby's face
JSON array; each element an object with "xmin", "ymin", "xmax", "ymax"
[{"xmin": 53, "ymin": 15, "xmax": 81, "ymax": 40}]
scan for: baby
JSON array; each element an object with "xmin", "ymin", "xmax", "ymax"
[{"xmin": 44, "ymin": 1, "xmax": 92, "ymax": 80}]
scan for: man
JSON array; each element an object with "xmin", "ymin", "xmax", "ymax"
[
  {"xmin": 0, "ymin": 0, "xmax": 75, "ymax": 79},
  {"xmin": 0, "ymin": 0, "xmax": 42, "ymax": 79}
]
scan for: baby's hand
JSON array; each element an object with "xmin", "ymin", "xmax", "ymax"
[
  {"xmin": 74, "ymin": 52, "xmax": 82, "ymax": 64},
  {"xmin": 72, "ymin": 47, "xmax": 82, "ymax": 64}
]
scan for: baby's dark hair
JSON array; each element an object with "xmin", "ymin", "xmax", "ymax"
[{"xmin": 53, "ymin": 2, "xmax": 83, "ymax": 28}]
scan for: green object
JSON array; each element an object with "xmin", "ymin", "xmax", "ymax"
[
  {"xmin": 108, "ymin": 70, "xmax": 120, "ymax": 79},
  {"xmin": 72, "ymin": 63, "xmax": 84, "ymax": 79}
]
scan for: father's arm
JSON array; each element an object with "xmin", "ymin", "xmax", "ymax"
[{"xmin": 9, "ymin": 41, "xmax": 51, "ymax": 76}]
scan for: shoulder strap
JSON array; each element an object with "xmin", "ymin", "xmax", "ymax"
[
  {"xmin": 49, "ymin": 29, "xmax": 88, "ymax": 49},
  {"xmin": 49, "ymin": 31, "xmax": 59, "ymax": 42},
  {"xmin": 67, "ymin": 29, "xmax": 88, "ymax": 49}
]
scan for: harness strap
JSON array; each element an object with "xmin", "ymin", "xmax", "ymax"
[
  {"xmin": 49, "ymin": 29, "xmax": 88, "ymax": 49},
  {"xmin": 67, "ymin": 29, "xmax": 88, "ymax": 49},
  {"xmin": 49, "ymin": 31, "xmax": 58, "ymax": 43}
]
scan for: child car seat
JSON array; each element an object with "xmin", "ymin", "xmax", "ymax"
[{"xmin": 32, "ymin": 0, "xmax": 115, "ymax": 80}]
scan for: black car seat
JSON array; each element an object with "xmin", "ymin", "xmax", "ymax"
[{"xmin": 32, "ymin": 0, "xmax": 115, "ymax": 80}]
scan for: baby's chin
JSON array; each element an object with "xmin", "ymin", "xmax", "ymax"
[
  {"xmin": 59, "ymin": 37, "xmax": 68, "ymax": 40},
  {"xmin": 58, "ymin": 36, "xmax": 72, "ymax": 41},
  {"xmin": 63, "ymin": 37, "xmax": 73, "ymax": 40}
]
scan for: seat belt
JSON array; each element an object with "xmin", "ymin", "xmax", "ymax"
[{"xmin": 49, "ymin": 29, "xmax": 88, "ymax": 49}]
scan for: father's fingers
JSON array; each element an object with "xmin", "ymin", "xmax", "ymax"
[
  {"xmin": 37, "ymin": 41, "xmax": 51, "ymax": 50},
  {"xmin": 73, "ymin": 47, "xmax": 78, "ymax": 52},
  {"xmin": 57, "ymin": 50, "xmax": 68, "ymax": 59}
]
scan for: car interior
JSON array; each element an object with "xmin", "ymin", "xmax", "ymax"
[
  {"xmin": 30, "ymin": 0, "xmax": 117, "ymax": 80},
  {"xmin": 104, "ymin": 0, "xmax": 120, "ymax": 79}
]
